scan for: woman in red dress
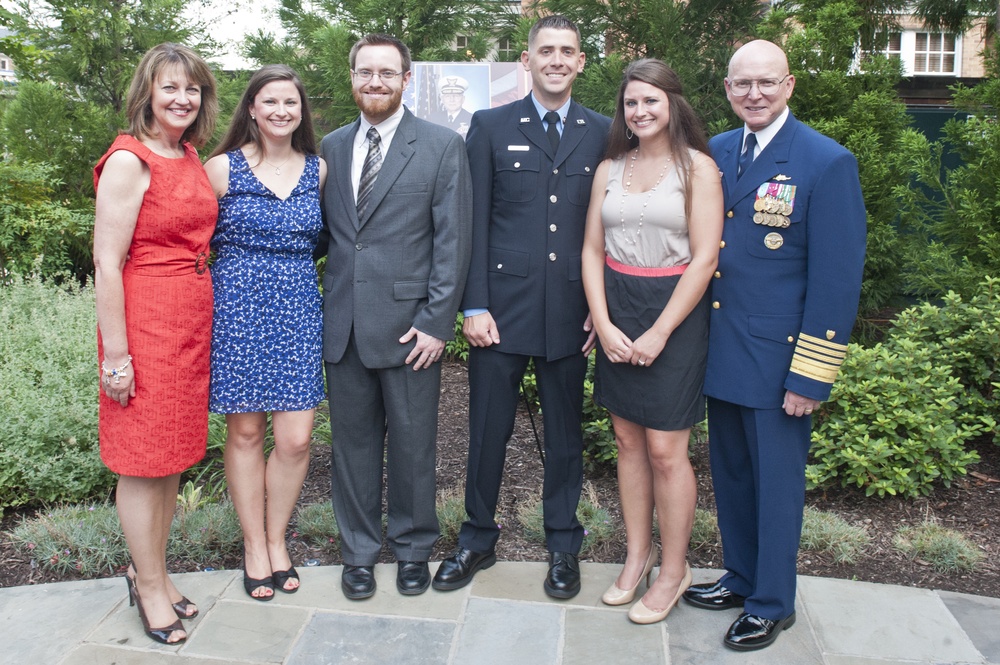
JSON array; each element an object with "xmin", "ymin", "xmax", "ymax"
[{"xmin": 93, "ymin": 43, "xmax": 218, "ymax": 645}]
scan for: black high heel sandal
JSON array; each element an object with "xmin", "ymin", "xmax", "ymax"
[
  {"xmin": 242, "ymin": 546, "xmax": 275, "ymax": 601},
  {"xmin": 128, "ymin": 561, "xmax": 198, "ymax": 619},
  {"xmin": 272, "ymin": 566, "xmax": 300, "ymax": 594},
  {"xmin": 125, "ymin": 571, "xmax": 186, "ymax": 644}
]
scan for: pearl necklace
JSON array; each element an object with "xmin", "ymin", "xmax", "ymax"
[{"xmin": 620, "ymin": 147, "xmax": 671, "ymax": 245}]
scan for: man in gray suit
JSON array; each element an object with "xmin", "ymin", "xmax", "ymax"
[{"xmin": 319, "ymin": 33, "xmax": 472, "ymax": 600}]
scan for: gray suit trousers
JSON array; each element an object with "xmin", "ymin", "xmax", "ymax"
[{"xmin": 326, "ymin": 334, "xmax": 441, "ymax": 565}]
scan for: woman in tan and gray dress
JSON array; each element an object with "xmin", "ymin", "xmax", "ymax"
[{"xmin": 582, "ymin": 58, "xmax": 723, "ymax": 624}]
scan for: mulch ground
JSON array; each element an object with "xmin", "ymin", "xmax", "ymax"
[{"xmin": 2, "ymin": 360, "xmax": 998, "ymax": 597}]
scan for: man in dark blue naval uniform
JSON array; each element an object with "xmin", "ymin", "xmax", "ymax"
[
  {"xmin": 432, "ymin": 15, "xmax": 611, "ymax": 599},
  {"xmin": 682, "ymin": 40, "xmax": 866, "ymax": 650}
]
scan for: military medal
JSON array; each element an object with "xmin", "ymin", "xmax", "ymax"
[
  {"xmin": 754, "ymin": 198, "xmax": 766, "ymax": 212},
  {"xmin": 764, "ymin": 232, "xmax": 783, "ymax": 249},
  {"xmin": 753, "ymin": 212, "xmax": 765, "ymax": 224}
]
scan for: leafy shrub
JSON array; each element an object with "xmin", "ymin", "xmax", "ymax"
[
  {"xmin": 887, "ymin": 279, "xmax": 1000, "ymax": 444},
  {"xmin": 436, "ymin": 488, "xmax": 467, "ymax": 543},
  {"xmin": 689, "ymin": 508, "xmax": 720, "ymax": 550},
  {"xmin": 444, "ymin": 313, "xmax": 469, "ymax": 361},
  {"xmin": 799, "ymin": 506, "xmax": 869, "ymax": 564},
  {"xmin": 894, "ymin": 521, "xmax": 982, "ymax": 573},
  {"xmin": 0, "ymin": 275, "xmax": 112, "ymax": 513},
  {"xmin": 807, "ymin": 339, "xmax": 982, "ymax": 498},
  {"xmin": 295, "ymin": 502, "xmax": 340, "ymax": 553},
  {"xmin": 0, "ymin": 161, "xmax": 94, "ymax": 281},
  {"xmin": 516, "ymin": 483, "xmax": 614, "ymax": 556},
  {"xmin": 9, "ymin": 504, "xmax": 126, "ymax": 577},
  {"xmin": 169, "ymin": 501, "xmax": 242, "ymax": 564}
]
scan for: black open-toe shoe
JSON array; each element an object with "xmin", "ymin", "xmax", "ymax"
[
  {"xmin": 128, "ymin": 561, "xmax": 198, "ymax": 619},
  {"xmin": 273, "ymin": 566, "xmax": 300, "ymax": 594},
  {"xmin": 242, "ymin": 547, "xmax": 275, "ymax": 601},
  {"xmin": 125, "ymin": 572, "xmax": 186, "ymax": 644}
]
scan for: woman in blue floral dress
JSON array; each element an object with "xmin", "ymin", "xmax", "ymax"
[{"xmin": 204, "ymin": 65, "xmax": 326, "ymax": 600}]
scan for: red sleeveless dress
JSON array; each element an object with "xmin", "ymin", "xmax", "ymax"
[{"xmin": 94, "ymin": 134, "xmax": 218, "ymax": 477}]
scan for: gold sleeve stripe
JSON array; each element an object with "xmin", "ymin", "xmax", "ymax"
[
  {"xmin": 790, "ymin": 354, "xmax": 842, "ymax": 384},
  {"xmin": 798, "ymin": 333, "xmax": 848, "ymax": 353},
  {"xmin": 796, "ymin": 338, "xmax": 847, "ymax": 360}
]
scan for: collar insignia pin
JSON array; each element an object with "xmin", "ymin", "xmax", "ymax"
[{"xmin": 520, "ymin": 117, "xmax": 531, "ymax": 123}]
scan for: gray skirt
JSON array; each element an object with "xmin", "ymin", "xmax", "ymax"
[{"xmin": 593, "ymin": 264, "xmax": 709, "ymax": 431}]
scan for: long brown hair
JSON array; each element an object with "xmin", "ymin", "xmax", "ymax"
[
  {"xmin": 125, "ymin": 43, "xmax": 218, "ymax": 147},
  {"xmin": 605, "ymin": 59, "xmax": 709, "ymax": 220},
  {"xmin": 209, "ymin": 64, "xmax": 317, "ymax": 161}
]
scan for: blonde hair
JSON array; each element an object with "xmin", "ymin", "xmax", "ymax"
[{"xmin": 125, "ymin": 43, "xmax": 218, "ymax": 147}]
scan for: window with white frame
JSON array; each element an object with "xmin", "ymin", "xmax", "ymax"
[
  {"xmin": 456, "ymin": 35, "xmax": 468, "ymax": 49},
  {"xmin": 913, "ymin": 32, "xmax": 957, "ymax": 74},
  {"xmin": 497, "ymin": 37, "xmax": 516, "ymax": 60},
  {"xmin": 0, "ymin": 58, "xmax": 9, "ymax": 70}
]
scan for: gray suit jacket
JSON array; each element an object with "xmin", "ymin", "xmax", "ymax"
[{"xmin": 319, "ymin": 107, "xmax": 473, "ymax": 368}]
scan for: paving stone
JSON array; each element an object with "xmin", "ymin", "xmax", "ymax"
[
  {"xmin": 470, "ymin": 561, "xmax": 614, "ymax": 607},
  {"xmin": 0, "ymin": 576, "xmax": 122, "ymax": 663},
  {"xmin": 61, "ymin": 643, "xmax": 241, "ymax": 664},
  {"xmin": 939, "ymin": 590, "xmax": 1000, "ymax": 663},
  {"xmin": 563, "ymin": 606, "xmax": 666, "ymax": 665},
  {"xmin": 287, "ymin": 611, "xmax": 456, "ymax": 664},
  {"xmin": 453, "ymin": 597, "xmax": 562, "ymax": 665},
  {"xmin": 799, "ymin": 576, "xmax": 982, "ymax": 663},
  {"xmin": 824, "ymin": 657, "xmax": 939, "ymax": 665},
  {"xmin": 182, "ymin": 598, "xmax": 311, "ymax": 662}
]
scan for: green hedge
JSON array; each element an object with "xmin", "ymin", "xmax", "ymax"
[{"xmin": 0, "ymin": 275, "xmax": 111, "ymax": 513}]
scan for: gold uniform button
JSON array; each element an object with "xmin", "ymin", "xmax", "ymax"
[
  {"xmin": 719, "ymin": 240, "xmax": 726, "ymax": 249},
  {"xmin": 548, "ymin": 253, "xmax": 557, "ymax": 261},
  {"xmin": 712, "ymin": 301, "xmax": 720, "ymax": 309},
  {"xmin": 549, "ymin": 224, "xmax": 557, "ymax": 232},
  {"xmin": 787, "ymin": 336, "xmax": 794, "ymax": 343},
  {"xmin": 714, "ymin": 271, "xmax": 721, "ymax": 278},
  {"xmin": 549, "ymin": 195, "xmax": 558, "ymax": 203},
  {"xmin": 727, "ymin": 210, "xmax": 734, "ymax": 218}
]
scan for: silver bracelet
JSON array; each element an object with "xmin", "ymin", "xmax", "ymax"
[{"xmin": 101, "ymin": 355, "xmax": 133, "ymax": 386}]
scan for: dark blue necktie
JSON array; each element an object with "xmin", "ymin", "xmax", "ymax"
[
  {"xmin": 738, "ymin": 132, "xmax": 757, "ymax": 178},
  {"xmin": 544, "ymin": 111, "xmax": 560, "ymax": 152}
]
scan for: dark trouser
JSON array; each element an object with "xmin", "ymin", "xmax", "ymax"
[
  {"xmin": 459, "ymin": 346, "xmax": 586, "ymax": 554},
  {"xmin": 707, "ymin": 396, "xmax": 812, "ymax": 621},
  {"xmin": 326, "ymin": 335, "xmax": 441, "ymax": 565}
]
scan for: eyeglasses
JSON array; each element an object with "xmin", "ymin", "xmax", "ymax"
[
  {"xmin": 727, "ymin": 75, "xmax": 790, "ymax": 97},
  {"xmin": 352, "ymin": 69, "xmax": 404, "ymax": 82}
]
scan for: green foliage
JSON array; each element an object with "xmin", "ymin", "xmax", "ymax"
[
  {"xmin": 169, "ymin": 501, "xmax": 243, "ymax": 564},
  {"xmin": 894, "ymin": 521, "xmax": 983, "ymax": 572},
  {"xmin": 294, "ymin": 502, "xmax": 340, "ymax": 553},
  {"xmin": 444, "ymin": 313, "xmax": 469, "ymax": 361},
  {"xmin": 799, "ymin": 506, "xmax": 869, "ymax": 564},
  {"xmin": 436, "ymin": 489, "xmax": 467, "ymax": 543},
  {"xmin": 538, "ymin": 0, "xmax": 765, "ymax": 130},
  {"xmin": 516, "ymin": 483, "xmax": 614, "ymax": 556},
  {"xmin": 9, "ymin": 504, "xmax": 126, "ymax": 576},
  {"xmin": 895, "ymin": 54, "xmax": 1000, "ymax": 298},
  {"xmin": 888, "ymin": 279, "xmax": 1000, "ymax": 444},
  {"xmin": 689, "ymin": 507, "xmax": 720, "ymax": 550},
  {"xmin": 0, "ymin": 275, "xmax": 112, "ymax": 514},
  {"xmin": 10, "ymin": 500, "xmax": 242, "ymax": 575},
  {"xmin": 581, "ymin": 353, "xmax": 617, "ymax": 467},
  {"xmin": 808, "ymin": 340, "xmax": 982, "ymax": 498},
  {"xmin": 0, "ymin": 159, "xmax": 94, "ymax": 280}
]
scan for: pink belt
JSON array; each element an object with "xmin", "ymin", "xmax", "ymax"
[{"xmin": 605, "ymin": 254, "xmax": 688, "ymax": 277}]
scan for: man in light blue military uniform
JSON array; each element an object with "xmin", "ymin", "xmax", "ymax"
[{"xmin": 682, "ymin": 40, "xmax": 866, "ymax": 651}]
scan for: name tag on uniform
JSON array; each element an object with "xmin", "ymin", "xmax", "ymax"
[{"xmin": 507, "ymin": 145, "xmax": 530, "ymax": 151}]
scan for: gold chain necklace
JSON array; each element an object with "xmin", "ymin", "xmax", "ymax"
[
  {"xmin": 620, "ymin": 147, "xmax": 671, "ymax": 245},
  {"xmin": 261, "ymin": 155, "xmax": 293, "ymax": 175}
]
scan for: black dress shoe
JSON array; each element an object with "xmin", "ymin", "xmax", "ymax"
[
  {"xmin": 396, "ymin": 561, "xmax": 430, "ymax": 595},
  {"xmin": 683, "ymin": 579, "xmax": 746, "ymax": 610},
  {"xmin": 432, "ymin": 547, "xmax": 496, "ymax": 591},
  {"xmin": 341, "ymin": 565, "xmax": 376, "ymax": 600},
  {"xmin": 543, "ymin": 552, "xmax": 580, "ymax": 599},
  {"xmin": 724, "ymin": 611, "xmax": 796, "ymax": 651}
]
